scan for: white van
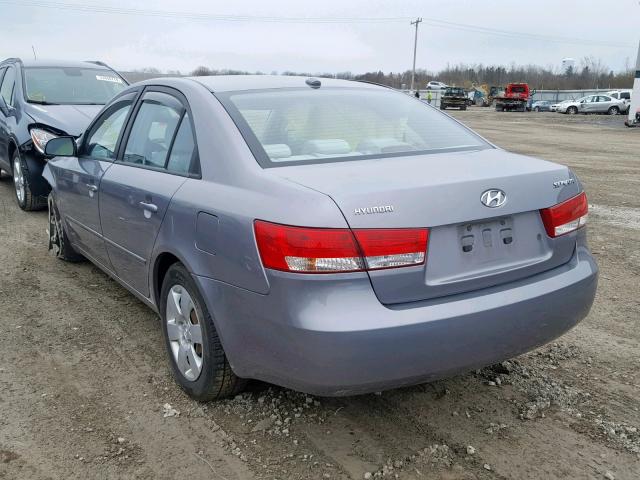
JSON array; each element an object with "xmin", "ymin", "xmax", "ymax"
[{"xmin": 606, "ymin": 90, "xmax": 632, "ymax": 112}]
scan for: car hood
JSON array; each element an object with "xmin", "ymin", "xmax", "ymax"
[{"xmin": 23, "ymin": 103, "xmax": 103, "ymax": 136}]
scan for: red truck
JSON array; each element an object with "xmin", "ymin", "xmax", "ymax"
[{"xmin": 494, "ymin": 83, "xmax": 530, "ymax": 112}]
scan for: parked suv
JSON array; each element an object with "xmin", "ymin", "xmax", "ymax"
[{"xmin": 0, "ymin": 58, "xmax": 128, "ymax": 210}]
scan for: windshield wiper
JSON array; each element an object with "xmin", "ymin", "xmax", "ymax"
[{"xmin": 27, "ymin": 100, "xmax": 60, "ymax": 105}]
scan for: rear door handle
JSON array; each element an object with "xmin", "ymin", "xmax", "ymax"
[{"xmin": 139, "ymin": 201, "xmax": 158, "ymax": 213}]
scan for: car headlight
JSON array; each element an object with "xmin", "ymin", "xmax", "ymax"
[{"xmin": 30, "ymin": 128, "xmax": 59, "ymax": 154}]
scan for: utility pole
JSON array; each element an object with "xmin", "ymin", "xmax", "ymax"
[{"xmin": 410, "ymin": 18, "xmax": 422, "ymax": 92}]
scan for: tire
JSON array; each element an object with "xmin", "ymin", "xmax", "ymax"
[
  {"xmin": 12, "ymin": 150, "xmax": 47, "ymax": 211},
  {"xmin": 495, "ymin": 105, "xmax": 504, "ymax": 112},
  {"xmin": 160, "ymin": 263, "xmax": 246, "ymax": 401},
  {"xmin": 534, "ymin": 107, "xmax": 540, "ymax": 112},
  {"xmin": 567, "ymin": 106, "xmax": 578, "ymax": 115},
  {"xmin": 461, "ymin": 105, "xmax": 467, "ymax": 111},
  {"xmin": 440, "ymin": 104, "xmax": 446, "ymax": 110},
  {"xmin": 48, "ymin": 194, "xmax": 84, "ymax": 262},
  {"xmin": 607, "ymin": 106, "xmax": 619, "ymax": 115}
]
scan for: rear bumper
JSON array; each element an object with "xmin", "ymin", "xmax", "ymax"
[{"xmin": 195, "ymin": 245, "xmax": 597, "ymax": 396}]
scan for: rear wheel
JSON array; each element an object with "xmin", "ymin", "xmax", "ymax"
[
  {"xmin": 607, "ymin": 106, "xmax": 619, "ymax": 115},
  {"xmin": 567, "ymin": 106, "xmax": 578, "ymax": 115},
  {"xmin": 12, "ymin": 151, "xmax": 47, "ymax": 211},
  {"xmin": 48, "ymin": 194, "xmax": 84, "ymax": 262},
  {"xmin": 160, "ymin": 263, "xmax": 246, "ymax": 401}
]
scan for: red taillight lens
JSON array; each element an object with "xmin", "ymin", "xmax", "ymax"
[
  {"xmin": 254, "ymin": 220, "xmax": 428, "ymax": 273},
  {"xmin": 540, "ymin": 192, "xmax": 588, "ymax": 238},
  {"xmin": 353, "ymin": 228, "xmax": 428, "ymax": 270}
]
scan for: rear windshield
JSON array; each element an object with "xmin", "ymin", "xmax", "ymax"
[
  {"xmin": 23, "ymin": 67, "xmax": 127, "ymax": 105},
  {"xmin": 217, "ymin": 87, "xmax": 489, "ymax": 167},
  {"xmin": 445, "ymin": 88, "xmax": 464, "ymax": 95}
]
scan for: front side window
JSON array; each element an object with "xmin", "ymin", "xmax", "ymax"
[
  {"xmin": 218, "ymin": 87, "xmax": 489, "ymax": 167},
  {"xmin": 84, "ymin": 100, "xmax": 132, "ymax": 159},
  {"xmin": 0, "ymin": 66, "xmax": 16, "ymax": 106},
  {"xmin": 23, "ymin": 67, "xmax": 127, "ymax": 105},
  {"xmin": 123, "ymin": 92, "xmax": 183, "ymax": 169}
]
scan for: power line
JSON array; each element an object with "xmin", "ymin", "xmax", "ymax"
[{"xmin": 0, "ymin": 0, "xmax": 635, "ymax": 49}]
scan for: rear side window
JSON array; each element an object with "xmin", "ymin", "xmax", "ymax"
[
  {"xmin": 84, "ymin": 99, "xmax": 133, "ymax": 159},
  {"xmin": 218, "ymin": 87, "xmax": 489, "ymax": 167},
  {"xmin": 123, "ymin": 92, "xmax": 183, "ymax": 168},
  {"xmin": 166, "ymin": 113, "xmax": 196, "ymax": 175},
  {"xmin": 621, "ymin": 92, "xmax": 630, "ymax": 100},
  {"xmin": 0, "ymin": 66, "xmax": 16, "ymax": 106}
]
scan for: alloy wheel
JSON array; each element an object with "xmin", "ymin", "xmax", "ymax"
[
  {"xmin": 166, "ymin": 285, "xmax": 204, "ymax": 381},
  {"xmin": 13, "ymin": 156, "xmax": 25, "ymax": 204}
]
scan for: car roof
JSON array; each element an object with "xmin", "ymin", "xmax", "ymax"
[
  {"xmin": 187, "ymin": 75, "xmax": 384, "ymax": 93},
  {"xmin": 1, "ymin": 58, "xmax": 113, "ymax": 69}
]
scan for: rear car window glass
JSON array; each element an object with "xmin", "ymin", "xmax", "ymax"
[
  {"xmin": 0, "ymin": 67, "xmax": 16, "ymax": 106},
  {"xmin": 166, "ymin": 113, "xmax": 196, "ymax": 175},
  {"xmin": 85, "ymin": 101, "xmax": 132, "ymax": 159},
  {"xmin": 620, "ymin": 92, "xmax": 630, "ymax": 100},
  {"xmin": 218, "ymin": 87, "xmax": 489, "ymax": 167},
  {"xmin": 123, "ymin": 92, "xmax": 183, "ymax": 169},
  {"xmin": 23, "ymin": 67, "xmax": 126, "ymax": 105}
]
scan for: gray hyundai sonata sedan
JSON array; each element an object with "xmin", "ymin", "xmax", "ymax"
[{"xmin": 42, "ymin": 76, "xmax": 598, "ymax": 400}]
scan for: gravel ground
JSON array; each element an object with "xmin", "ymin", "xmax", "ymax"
[{"xmin": 0, "ymin": 109, "xmax": 639, "ymax": 480}]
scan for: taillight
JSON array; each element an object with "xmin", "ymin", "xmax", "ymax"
[
  {"xmin": 254, "ymin": 220, "xmax": 428, "ymax": 273},
  {"xmin": 540, "ymin": 192, "xmax": 588, "ymax": 238},
  {"xmin": 353, "ymin": 229, "xmax": 428, "ymax": 270}
]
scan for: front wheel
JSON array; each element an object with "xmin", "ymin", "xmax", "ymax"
[
  {"xmin": 160, "ymin": 263, "xmax": 246, "ymax": 401},
  {"xmin": 534, "ymin": 107, "xmax": 540, "ymax": 112},
  {"xmin": 567, "ymin": 106, "xmax": 578, "ymax": 115},
  {"xmin": 607, "ymin": 106, "xmax": 619, "ymax": 115},
  {"xmin": 12, "ymin": 151, "xmax": 47, "ymax": 211}
]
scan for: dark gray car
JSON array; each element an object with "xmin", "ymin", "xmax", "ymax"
[{"xmin": 42, "ymin": 76, "xmax": 598, "ymax": 400}]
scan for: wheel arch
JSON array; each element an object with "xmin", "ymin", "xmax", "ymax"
[{"xmin": 152, "ymin": 251, "xmax": 183, "ymax": 309}]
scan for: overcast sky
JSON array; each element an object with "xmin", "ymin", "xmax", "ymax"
[{"xmin": 1, "ymin": 0, "xmax": 638, "ymax": 75}]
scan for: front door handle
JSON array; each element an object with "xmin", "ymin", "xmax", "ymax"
[{"xmin": 139, "ymin": 201, "xmax": 158, "ymax": 213}]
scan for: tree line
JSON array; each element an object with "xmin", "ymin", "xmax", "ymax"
[{"xmin": 142, "ymin": 56, "xmax": 635, "ymax": 91}]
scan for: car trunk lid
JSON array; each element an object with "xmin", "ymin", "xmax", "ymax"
[{"xmin": 268, "ymin": 148, "xmax": 581, "ymax": 304}]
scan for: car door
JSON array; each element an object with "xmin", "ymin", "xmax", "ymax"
[
  {"xmin": 579, "ymin": 96, "xmax": 594, "ymax": 113},
  {"xmin": 597, "ymin": 95, "xmax": 614, "ymax": 113},
  {"xmin": 0, "ymin": 66, "xmax": 16, "ymax": 171},
  {"xmin": 99, "ymin": 88, "xmax": 194, "ymax": 297},
  {"xmin": 54, "ymin": 91, "xmax": 138, "ymax": 269}
]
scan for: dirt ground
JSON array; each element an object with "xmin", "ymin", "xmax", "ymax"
[{"xmin": 1, "ymin": 109, "xmax": 639, "ymax": 480}]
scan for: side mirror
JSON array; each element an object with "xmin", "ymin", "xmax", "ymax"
[{"xmin": 45, "ymin": 136, "xmax": 77, "ymax": 158}]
